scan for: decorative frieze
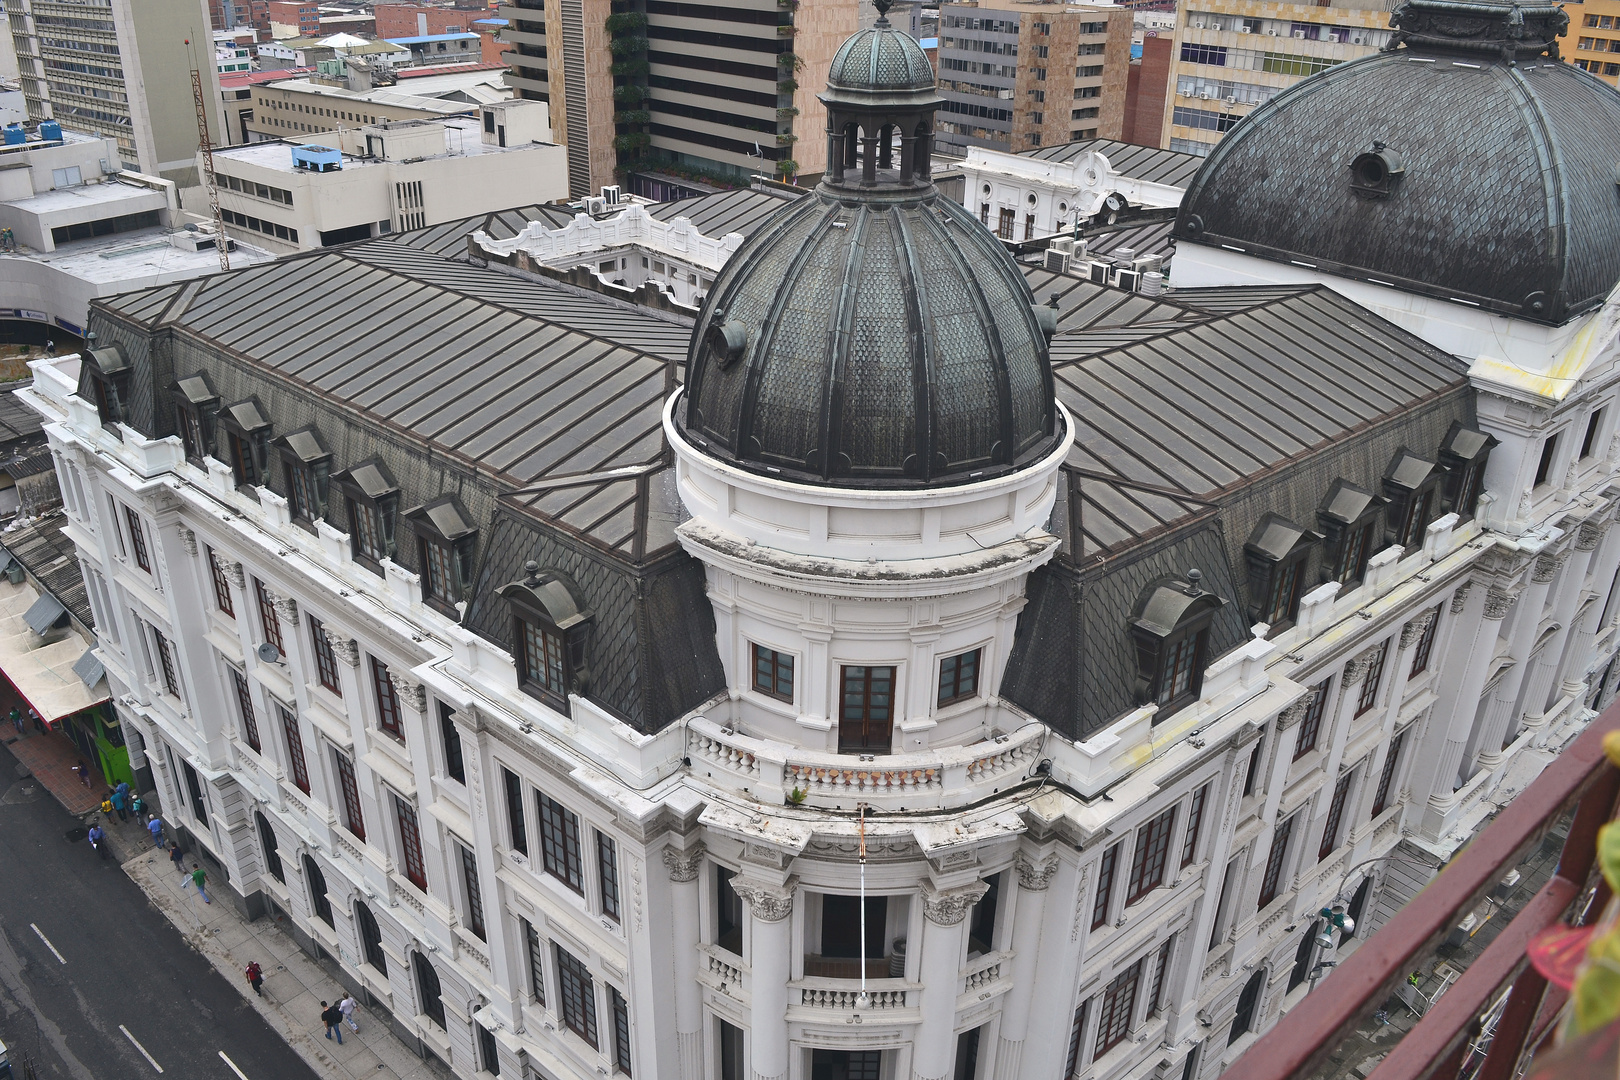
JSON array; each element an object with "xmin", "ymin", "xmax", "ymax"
[{"xmin": 663, "ymin": 844, "xmax": 706, "ymax": 883}]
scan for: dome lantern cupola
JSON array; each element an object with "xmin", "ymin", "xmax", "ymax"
[{"xmin": 820, "ymin": 0, "xmax": 943, "ymax": 189}]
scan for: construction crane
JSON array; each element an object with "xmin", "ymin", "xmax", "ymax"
[{"xmin": 186, "ymin": 37, "xmax": 230, "ymax": 272}]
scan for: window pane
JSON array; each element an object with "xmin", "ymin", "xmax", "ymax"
[
  {"xmin": 556, "ymin": 944, "xmax": 599, "ymax": 1047},
  {"xmin": 232, "ymin": 669, "xmax": 260, "ymax": 753},
  {"xmin": 598, "ymin": 832, "xmax": 621, "ymax": 922}
]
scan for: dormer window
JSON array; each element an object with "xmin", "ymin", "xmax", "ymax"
[
  {"xmin": 500, "ymin": 561, "xmax": 592, "ymax": 715},
  {"xmin": 333, "ymin": 460, "xmax": 399, "ymax": 570},
  {"xmin": 274, "ymin": 427, "xmax": 332, "ymax": 525},
  {"xmin": 1243, "ymin": 514, "xmax": 1316, "ymax": 629},
  {"xmin": 1381, "ymin": 449, "xmax": 1442, "ymax": 550},
  {"xmin": 170, "ymin": 373, "xmax": 218, "ymax": 464},
  {"xmin": 1437, "ymin": 422, "xmax": 1496, "ymax": 520},
  {"xmin": 1317, "ymin": 480, "xmax": 1385, "ymax": 586},
  {"xmin": 404, "ymin": 496, "xmax": 477, "ymax": 616},
  {"xmin": 1130, "ymin": 573, "xmax": 1226, "ymax": 721},
  {"xmin": 79, "ymin": 343, "xmax": 132, "ymax": 427},
  {"xmin": 215, "ymin": 398, "xmax": 273, "ymax": 487}
]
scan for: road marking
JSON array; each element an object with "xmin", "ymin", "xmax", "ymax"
[
  {"xmin": 120, "ymin": 1025, "xmax": 163, "ymax": 1072},
  {"xmin": 30, "ymin": 923, "xmax": 65, "ymax": 964},
  {"xmin": 218, "ymin": 1051, "xmax": 249, "ymax": 1080}
]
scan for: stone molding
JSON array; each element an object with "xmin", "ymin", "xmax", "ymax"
[
  {"xmin": 1483, "ymin": 587, "xmax": 1517, "ymax": 620},
  {"xmin": 1343, "ymin": 642, "xmax": 1387, "ymax": 686},
  {"xmin": 731, "ymin": 879, "xmax": 794, "ymax": 922},
  {"xmin": 271, "ymin": 594, "xmax": 300, "ymax": 627},
  {"xmin": 1531, "ymin": 553, "xmax": 1564, "ymax": 583},
  {"xmin": 1449, "ymin": 582, "xmax": 1473, "ymax": 614},
  {"xmin": 387, "ymin": 671, "xmax": 427, "ymax": 713},
  {"xmin": 179, "ymin": 528, "xmax": 198, "ymax": 557},
  {"xmin": 1578, "ymin": 520, "xmax": 1611, "ymax": 551},
  {"xmin": 1400, "ymin": 610, "xmax": 1436, "ymax": 651},
  {"xmin": 223, "ymin": 561, "xmax": 246, "ymax": 591},
  {"xmin": 1276, "ymin": 699, "xmax": 1310, "ymax": 730},
  {"xmin": 1014, "ymin": 853, "xmax": 1059, "ymax": 891},
  {"xmin": 662, "ymin": 844, "xmax": 706, "ymax": 883},
  {"xmin": 322, "ymin": 628, "xmax": 360, "ymax": 667},
  {"xmin": 922, "ymin": 880, "xmax": 990, "ymax": 925}
]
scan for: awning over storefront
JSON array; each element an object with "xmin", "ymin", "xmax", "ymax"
[{"xmin": 0, "ymin": 580, "xmax": 108, "ymax": 722}]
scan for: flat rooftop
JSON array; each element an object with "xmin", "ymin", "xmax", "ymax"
[
  {"xmin": 249, "ymin": 78, "xmax": 476, "ymax": 113},
  {"xmin": 214, "ymin": 118, "xmax": 547, "ymax": 173},
  {"xmin": 6, "ymin": 179, "xmax": 167, "ymax": 217},
  {"xmin": 4, "ymin": 228, "xmax": 273, "ymax": 286}
]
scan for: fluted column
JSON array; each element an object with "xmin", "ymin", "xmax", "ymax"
[
  {"xmin": 664, "ymin": 845, "xmax": 706, "ymax": 1080},
  {"xmin": 995, "ymin": 855, "xmax": 1057, "ymax": 1080},
  {"xmin": 733, "ymin": 878, "xmax": 795, "ymax": 1080},
  {"xmin": 913, "ymin": 881, "xmax": 988, "ymax": 1080},
  {"xmin": 1467, "ymin": 559, "xmax": 1554, "ymax": 772}
]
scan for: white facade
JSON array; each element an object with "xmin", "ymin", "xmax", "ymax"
[{"xmin": 957, "ymin": 146, "xmax": 1182, "ymax": 241}]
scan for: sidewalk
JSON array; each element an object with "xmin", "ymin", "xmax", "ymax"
[{"xmin": 9, "ymin": 728, "xmax": 450, "ymax": 1080}]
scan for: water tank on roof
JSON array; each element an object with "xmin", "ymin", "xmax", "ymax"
[
  {"xmin": 38, "ymin": 120, "xmax": 60, "ymax": 141},
  {"xmin": 3, "ymin": 125, "xmax": 24, "ymax": 146}
]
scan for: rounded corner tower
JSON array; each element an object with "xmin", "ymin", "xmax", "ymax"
[
  {"xmin": 673, "ymin": 2, "xmax": 1066, "ymax": 489},
  {"xmin": 1172, "ymin": 0, "xmax": 1620, "ymax": 325}
]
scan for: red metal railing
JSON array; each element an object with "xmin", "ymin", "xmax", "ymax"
[{"xmin": 1224, "ymin": 702, "xmax": 1620, "ymax": 1080}]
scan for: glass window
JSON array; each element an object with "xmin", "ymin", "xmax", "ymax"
[
  {"xmin": 1355, "ymin": 640, "xmax": 1389, "ymax": 717},
  {"xmin": 1093, "ymin": 957, "xmax": 1142, "ymax": 1057},
  {"xmin": 254, "ymin": 578, "xmax": 282, "ymax": 653},
  {"xmin": 1243, "ymin": 735, "xmax": 1265, "ymax": 796},
  {"xmin": 598, "ymin": 832, "xmax": 620, "ymax": 922},
  {"xmin": 1409, "ymin": 608, "xmax": 1441, "ymax": 676},
  {"xmin": 1064, "ymin": 1000, "xmax": 1090, "ymax": 1078},
  {"xmin": 395, "ymin": 793, "xmax": 427, "ymax": 890},
  {"xmin": 461, "ymin": 843, "xmax": 486, "ymax": 940},
  {"xmin": 227, "ymin": 430, "xmax": 258, "ymax": 486},
  {"xmin": 611, "ymin": 986, "xmax": 632, "ymax": 1076},
  {"xmin": 371, "ymin": 657, "xmax": 402, "ymax": 738},
  {"xmin": 279, "ymin": 702, "xmax": 309, "ymax": 794},
  {"xmin": 335, "ymin": 749, "xmax": 365, "ymax": 841},
  {"xmin": 1534, "ymin": 433, "xmax": 1559, "ymax": 487},
  {"xmin": 309, "ymin": 616, "xmax": 342, "ymax": 695},
  {"xmin": 208, "ymin": 549, "xmax": 234, "ymax": 617},
  {"xmin": 1149, "ymin": 937, "xmax": 1174, "ymax": 1016},
  {"xmin": 257, "ymin": 810, "xmax": 284, "ymax": 883},
  {"xmin": 177, "ymin": 403, "xmax": 208, "ymax": 461},
  {"xmin": 153, "ymin": 628, "xmax": 180, "ymax": 698},
  {"xmin": 521, "ymin": 618, "xmax": 567, "ymax": 698},
  {"xmin": 304, "ymin": 853, "xmax": 333, "ymax": 927},
  {"xmin": 126, "ymin": 506, "xmax": 149, "ymax": 572},
  {"xmin": 504, "ymin": 768, "xmax": 528, "ymax": 854},
  {"xmin": 285, "ymin": 459, "xmax": 322, "ymax": 522},
  {"xmin": 1126, "ymin": 806, "xmax": 1176, "ymax": 905},
  {"xmin": 1338, "ymin": 519, "xmax": 1377, "ymax": 584},
  {"xmin": 350, "ymin": 495, "xmax": 389, "ymax": 562},
  {"xmin": 1293, "ymin": 680, "xmax": 1330, "ymax": 759},
  {"xmin": 1317, "ymin": 770, "xmax": 1353, "ymax": 861},
  {"xmin": 1371, "ymin": 730, "xmax": 1406, "ymax": 817},
  {"xmin": 1261, "ymin": 557, "xmax": 1303, "ymax": 626},
  {"xmin": 232, "ymin": 668, "xmax": 259, "ymax": 753},
  {"xmin": 555, "ymin": 944, "xmax": 599, "ymax": 1047},
  {"xmin": 1091, "ymin": 842, "xmax": 1119, "ymax": 929},
  {"xmin": 523, "ymin": 918, "xmax": 546, "ymax": 1005},
  {"xmin": 422, "ymin": 536, "xmax": 456, "ymax": 603},
  {"xmin": 1157, "ymin": 629, "xmax": 1207, "ymax": 709},
  {"xmin": 938, "ymin": 648, "xmax": 981, "ymax": 706},
  {"xmin": 440, "ymin": 702, "xmax": 465, "ymax": 784},
  {"xmin": 1180, "ymin": 784, "xmax": 1208, "ymax": 869},
  {"xmin": 1257, "ymin": 814, "xmax": 1294, "ymax": 909},
  {"xmin": 1584, "ymin": 408, "xmax": 1606, "ymax": 459},
  {"xmin": 751, "ymin": 643, "xmax": 794, "ymax": 702},
  {"xmin": 838, "ymin": 665, "xmax": 895, "ymax": 753},
  {"xmin": 539, "ymin": 792, "xmax": 585, "ymax": 892},
  {"xmin": 413, "ymin": 952, "xmax": 445, "ymax": 1028}
]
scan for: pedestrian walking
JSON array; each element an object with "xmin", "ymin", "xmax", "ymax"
[
  {"xmin": 169, "ymin": 842, "xmax": 184, "ymax": 874},
  {"xmin": 245, "ymin": 961, "xmax": 264, "ymax": 997},
  {"xmin": 130, "ymin": 794, "xmax": 144, "ymax": 818},
  {"xmin": 8, "ymin": 707, "xmax": 21, "ymax": 735},
  {"xmin": 320, "ymin": 1001, "xmax": 344, "ymax": 1044},
  {"xmin": 30, "ymin": 709, "xmax": 44, "ymax": 735},
  {"xmin": 75, "ymin": 761, "xmax": 90, "ymax": 787},
  {"xmin": 147, "ymin": 815, "xmax": 164, "ymax": 848},
  {"xmin": 189, "ymin": 864, "xmax": 211, "ymax": 904},
  {"xmin": 99, "ymin": 794, "xmax": 113, "ymax": 818},
  {"xmin": 338, "ymin": 992, "xmax": 359, "ymax": 1033},
  {"xmin": 114, "ymin": 780, "xmax": 130, "ymax": 803},
  {"xmin": 86, "ymin": 822, "xmax": 107, "ymax": 859},
  {"xmin": 110, "ymin": 787, "xmax": 129, "ymax": 822}
]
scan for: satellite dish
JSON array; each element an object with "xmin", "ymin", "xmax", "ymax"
[{"xmin": 257, "ymin": 642, "xmax": 281, "ymax": 664}]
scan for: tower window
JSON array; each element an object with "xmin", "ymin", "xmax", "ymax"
[
  {"xmin": 751, "ymin": 643, "xmax": 795, "ymax": 702},
  {"xmin": 937, "ymin": 648, "xmax": 980, "ymax": 706}
]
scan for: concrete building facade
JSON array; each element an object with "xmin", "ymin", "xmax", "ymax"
[
  {"xmin": 6, "ymin": 0, "xmax": 226, "ymax": 181},
  {"xmin": 935, "ymin": 0, "xmax": 1133, "ymax": 154},
  {"xmin": 1563, "ymin": 0, "xmax": 1620, "ymax": 84}
]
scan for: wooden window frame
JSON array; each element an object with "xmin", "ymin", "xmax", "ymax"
[
  {"xmin": 309, "ymin": 616, "xmax": 342, "ymax": 695},
  {"xmin": 504, "ymin": 768, "xmax": 528, "ymax": 855},
  {"xmin": 1293, "ymin": 680, "xmax": 1331, "ymax": 760},
  {"xmin": 523, "ymin": 918, "xmax": 547, "ymax": 1006},
  {"xmin": 751, "ymin": 642, "xmax": 794, "ymax": 703},
  {"xmin": 517, "ymin": 615, "xmax": 569, "ymax": 709},
  {"xmin": 406, "ymin": 495, "xmax": 477, "ymax": 617},
  {"xmin": 611, "ymin": 985, "xmax": 633, "ymax": 1076},
  {"xmin": 838, "ymin": 664, "xmax": 896, "ymax": 754},
  {"xmin": 1355, "ymin": 640, "xmax": 1390, "ymax": 717},
  {"xmin": 371, "ymin": 656, "xmax": 403, "ymax": 739},
  {"xmin": 439, "ymin": 701, "xmax": 465, "ymax": 784},
  {"xmin": 1148, "ymin": 937, "xmax": 1174, "ymax": 1016},
  {"xmin": 1409, "ymin": 608, "xmax": 1441, "ymax": 677},
  {"xmin": 598, "ymin": 831, "xmax": 621, "ymax": 923},
  {"xmin": 555, "ymin": 944, "xmax": 600, "ymax": 1048},
  {"xmin": 394, "ymin": 793, "xmax": 427, "ymax": 890},
  {"xmin": 539, "ymin": 791, "xmax": 585, "ymax": 893},
  {"xmin": 1064, "ymin": 1000, "xmax": 1090, "ymax": 1079},
  {"xmin": 208, "ymin": 548, "xmax": 234, "ymax": 617},
  {"xmin": 1318, "ymin": 770, "xmax": 1353, "ymax": 861},
  {"xmin": 125, "ymin": 506, "xmax": 150, "ymax": 572},
  {"xmin": 1180, "ymin": 784, "xmax": 1208, "ymax": 870},
  {"xmin": 1257, "ymin": 814, "xmax": 1294, "ymax": 909},
  {"xmin": 1091, "ymin": 842, "xmax": 1119, "ymax": 930},
  {"xmin": 1126, "ymin": 806, "xmax": 1177, "ymax": 905},
  {"xmin": 460, "ymin": 842, "xmax": 486, "ymax": 941},
  {"xmin": 279, "ymin": 702, "xmax": 310, "ymax": 794},
  {"xmin": 232, "ymin": 668, "xmax": 260, "ymax": 753},
  {"xmin": 1156, "ymin": 627, "xmax": 1208, "ymax": 712},
  {"xmin": 153, "ymin": 628, "xmax": 179, "ymax": 698},
  {"xmin": 1371, "ymin": 730, "xmax": 1406, "ymax": 818},
  {"xmin": 335, "ymin": 749, "xmax": 365, "ymax": 842},
  {"xmin": 937, "ymin": 648, "xmax": 981, "ymax": 707},
  {"xmin": 254, "ymin": 578, "xmax": 283, "ymax": 654},
  {"xmin": 1093, "ymin": 957, "xmax": 1143, "ymax": 1058}
]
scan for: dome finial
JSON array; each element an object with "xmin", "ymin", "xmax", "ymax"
[{"xmin": 871, "ymin": 0, "xmax": 892, "ymax": 25}]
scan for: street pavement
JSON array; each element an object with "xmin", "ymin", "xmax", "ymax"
[{"xmin": 0, "ymin": 735, "xmax": 320, "ymax": 1080}]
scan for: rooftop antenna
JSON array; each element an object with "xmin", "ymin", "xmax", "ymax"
[
  {"xmin": 186, "ymin": 34, "xmax": 230, "ymax": 272},
  {"xmin": 856, "ymin": 803, "xmax": 871, "ymax": 1011}
]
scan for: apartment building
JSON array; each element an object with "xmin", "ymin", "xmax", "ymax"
[
  {"xmin": 935, "ymin": 0, "xmax": 1133, "ymax": 153},
  {"xmin": 243, "ymin": 78, "xmax": 479, "ymax": 143},
  {"xmin": 268, "ymin": 1, "xmax": 321, "ymax": 38},
  {"xmin": 5, "ymin": 0, "xmax": 226, "ymax": 181},
  {"xmin": 209, "ymin": 0, "xmax": 269, "ymax": 33},
  {"xmin": 209, "ymin": 102, "xmax": 564, "ymax": 251},
  {"xmin": 1159, "ymin": 0, "xmax": 1388, "ymax": 156},
  {"xmin": 1562, "ymin": 0, "xmax": 1620, "ymax": 84},
  {"xmin": 375, "ymin": 1, "xmax": 479, "ymax": 39},
  {"xmin": 500, "ymin": 0, "xmax": 856, "ymax": 198}
]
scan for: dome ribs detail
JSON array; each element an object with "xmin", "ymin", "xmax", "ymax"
[
  {"xmin": 817, "ymin": 204, "xmax": 873, "ymax": 479},
  {"xmin": 891, "ymin": 207, "xmax": 936, "ymax": 481}
]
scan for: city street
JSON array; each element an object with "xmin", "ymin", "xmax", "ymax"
[{"xmin": 0, "ymin": 737, "xmax": 320, "ymax": 1080}]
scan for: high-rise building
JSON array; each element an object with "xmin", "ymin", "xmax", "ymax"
[
  {"xmin": 501, "ymin": 0, "xmax": 857, "ymax": 198},
  {"xmin": 1562, "ymin": 0, "xmax": 1620, "ymax": 84},
  {"xmin": 1159, "ymin": 0, "xmax": 1388, "ymax": 156},
  {"xmin": 934, "ymin": 0, "xmax": 1133, "ymax": 154},
  {"xmin": 7, "ymin": 0, "xmax": 225, "ymax": 181},
  {"xmin": 209, "ymin": 0, "xmax": 269, "ymax": 33}
]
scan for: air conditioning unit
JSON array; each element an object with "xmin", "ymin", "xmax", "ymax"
[
  {"xmin": 1265, "ymin": 27, "xmax": 1278, "ymax": 35},
  {"xmin": 1350, "ymin": 33, "xmax": 1366, "ymax": 43},
  {"xmin": 1087, "ymin": 260, "xmax": 1109, "ymax": 284},
  {"xmin": 1200, "ymin": 91, "xmax": 1212, "ymax": 99},
  {"xmin": 998, "ymin": 88, "xmax": 1014, "ymax": 99},
  {"xmin": 600, "ymin": 184, "xmax": 621, "ymax": 204},
  {"xmin": 585, "ymin": 196, "xmax": 608, "ymax": 215},
  {"xmin": 1114, "ymin": 247, "xmax": 1136, "ymax": 262},
  {"xmin": 1237, "ymin": 25, "xmax": 1250, "ymax": 32},
  {"xmin": 1044, "ymin": 249, "xmax": 1071, "ymax": 273},
  {"xmin": 1226, "ymin": 96, "xmax": 1238, "ymax": 105},
  {"xmin": 1050, "ymin": 236, "xmax": 1075, "ymax": 256},
  {"xmin": 1192, "ymin": 20, "xmax": 1204, "ymax": 28},
  {"xmin": 1293, "ymin": 29, "xmax": 1307, "ymax": 37},
  {"xmin": 1132, "ymin": 254, "xmax": 1163, "ymax": 275},
  {"xmin": 1115, "ymin": 268, "xmax": 1141, "ymax": 291}
]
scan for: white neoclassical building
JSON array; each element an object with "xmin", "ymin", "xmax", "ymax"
[{"xmin": 19, "ymin": 4, "xmax": 1620, "ymax": 1080}]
